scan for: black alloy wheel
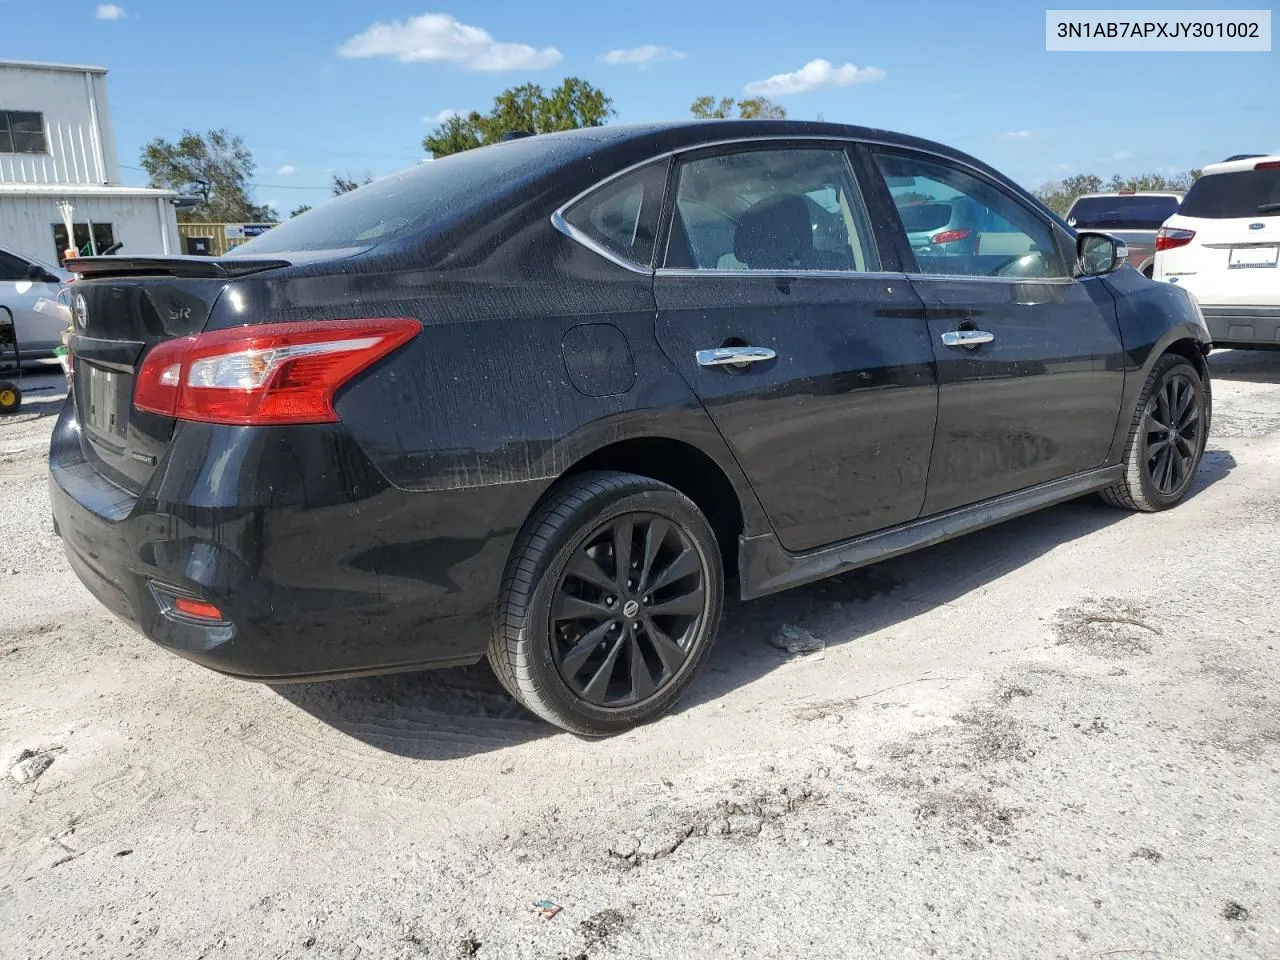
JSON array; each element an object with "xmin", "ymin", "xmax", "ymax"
[
  {"xmin": 1142, "ymin": 371, "xmax": 1201, "ymax": 496},
  {"xmin": 488, "ymin": 471, "xmax": 724, "ymax": 736},
  {"xmin": 551, "ymin": 512, "xmax": 707, "ymax": 708}
]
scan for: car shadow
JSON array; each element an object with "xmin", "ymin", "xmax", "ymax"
[
  {"xmin": 1209, "ymin": 348, "xmax": 1280, "ymax": 384},
  {"xmin": 273, "ymin": 451, "xmax": 1235, "ymax": 759}
]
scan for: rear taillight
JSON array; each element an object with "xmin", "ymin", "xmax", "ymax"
[
  {"xmin": 1155, "ymin": 227, "xmax": 1196, "ymax": 252},
  {"xmin": 931, "ymin": 228, "xmax": 971, "ymax": 246},
  {"xmin": 1255, "ymin": 160, "xmax": 1280, "ymax": 171},
  {"xmin": 133, "ymin": 318, "xmax": 420, "ymax": 425}
]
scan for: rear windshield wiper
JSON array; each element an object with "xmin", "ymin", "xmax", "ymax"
[{"xmin": 1257, "ymin": 202, "xmax": 1280, "ymax": 214}]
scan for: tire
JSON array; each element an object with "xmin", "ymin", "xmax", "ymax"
[
  {"xmin": 1099, "ymin": 354, "xmax": 1208, "ymax": 512},
  {"xmin": 488, "ymin": 471, "xmax": 724, "ymax": 736},
  {"xmin": 0, "ymin": 384, "xmax": 20, "ymax": 415}
]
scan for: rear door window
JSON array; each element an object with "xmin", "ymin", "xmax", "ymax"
[
  {"xmin": 1178, "ymin": 168, "xmax": 1280, "ymax": 219},
  {"xmin": 560, "ymin": 160, "xmax": 669, "ymax": 268},
  {"xmin": 663, "ymin": 147, "xmax": 879, "ymax": 272}
]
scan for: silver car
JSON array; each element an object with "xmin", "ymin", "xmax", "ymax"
[{"xmin": 0, "ymin": 245, "xmax": 71, "ymax": 361}]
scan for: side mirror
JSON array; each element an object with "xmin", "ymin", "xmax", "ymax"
[
  {"xmin": 26, "ymin": 263, "xmax": 60, "ymax": 284},
  {"xmin": 1077, "ymin": 232, "xmax": 1128, "ymax": 276}
]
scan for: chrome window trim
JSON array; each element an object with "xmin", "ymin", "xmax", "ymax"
[
  {"xmin": 549, "ymin": 133, "xmax": 1070, "ymax": 281},
  {"xmin": 654, "ymin": 267, "xmax": 909, "ymax": 281},
  {"xmin": 550, "ymin": 209, "xmax": 652, "ymax": 275}
]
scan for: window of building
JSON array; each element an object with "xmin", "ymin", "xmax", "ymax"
[
  {"xmin": 51, "ymin": 223, "xmax": 116, "ymax": 262},
  {"xmin": 0, "ymin": 111, "xmax": 48, "ymax": 155}
]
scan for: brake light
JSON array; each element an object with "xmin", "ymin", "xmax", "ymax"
[
  {"xmin": 930, "ymin": 228, "xmax": 971, "ymax": 246},
  {"xmin": 1255, "ymin": 160, "xmax": 1280, "ymax": 170},
  {"xmin": 133, "ymin": 318, "xmax": 420, "ymax": 425},
  {"xmin": 1155, "ymin": 227, "xmax": 1195, "ymax": 252}
]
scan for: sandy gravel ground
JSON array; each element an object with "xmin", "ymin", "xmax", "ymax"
[{"xmin": 2, "ymin": 353, "xmax": 1278, "ymax": 960}]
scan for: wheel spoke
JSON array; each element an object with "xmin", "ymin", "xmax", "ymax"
[
  {"xmin": 552, "ymin": 592, "xmax": 614, "ymax": 622},
  {"xmin": 637, "ymin": 517, "xmax": 670, "ymax": 593},
  {"xmin": 581, "ymin": 631, "xmax": 626, "ymax": 703},
  {"xmin": 645, "ymin": 547, "xmax": 700, "ymax": 595},
  {"xmin": 1173, "ymin": 379, "xmax": 1194, "ymax": 424},
  {"xmin": 641, "ymin": 615, "xmax": 689, "ymax": 674},
  {"xmin": 564, "ymin": 551, "xmax": 616, "ymax": 592},
  {"xmin": 1158, "ymin": 447, "xmax": 1175, "ymax": 491},
  {"xmin": 628, "ymin": 633, "xmax": 656, "ymax": 702},
  {"xmin": 560, "ymin": 620, "xmax": 615, "ymax": 676},
  {"xmin": 647, "ymin": 585, "xmax": 706, "ymax": 618},
  {"xmin": 1146, "ymin": 436, "xmax": 1171, "ymax": 457},
  {"xmin": 612, "ymin": 518, "xmax": 634, "ymax": 591}
]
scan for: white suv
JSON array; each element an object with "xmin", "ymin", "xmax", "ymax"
[{"xmin": 1153, "ymin": 154, "xmax": 1280, "ymax": 349}]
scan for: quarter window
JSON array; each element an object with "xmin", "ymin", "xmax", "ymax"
[
  {"xmin": 0, "ymin": 110, "xmax": 47, "ymax": 155},
  {"xmin": 664, "ymin": 148, "xmax": 878, "ymax": 272},
  {"xmin": 873, "ymin": 152, "xmax": 1068, "ymax": 279},
  {"xmin": 560, "ymin": 160, "xmax": 669, "ymax": 268}
]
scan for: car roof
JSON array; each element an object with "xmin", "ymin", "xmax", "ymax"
[
  {"xmin": 1200, "ymin": 153, "xmax": 1280, "ymax": 175},
  {"xmin": 518, "ymin": 120, "xmax": 1020, "ymax": 185},
  {"xmin": 1071, "ymin": 192, "xmax": 1184, "ymax": 200}
]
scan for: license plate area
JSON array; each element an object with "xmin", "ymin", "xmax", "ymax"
[
  {"xmin": 82, "ymin": 362, "xmax": 130, "ymax": 448},
  {"xmin": 1228, "ymin": 245, "xmax": 1279, "ymax": 269}
]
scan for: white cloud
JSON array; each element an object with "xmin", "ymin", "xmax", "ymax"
[
  {"xmin": 338, "ymin": 13, "xmax": 561, "ymax": 71},
  {"xmin": 276, "ymin": 164, "xmax": 296, "ymax": 176},
  {"xmin": 422, "ymin": 108, "xmax": 459, "ymax": 125},
  {"xmin": 1001, "ymin": 130, "xmax": 1033, "ymax": 140},
  {"xmin": 95, "ymin": 3, "xmax": 125, "ymax": 19},
  {"xmin": 598, "ymin": 45, "xmax": 687, "ymax": 68},
  {"xmin": 743, "ymin": 59, "xmax": 885, "ymax": 97},
  {"xmin": 1112, "ymin": 150, "xmax": 1133, "ymax": 161}
]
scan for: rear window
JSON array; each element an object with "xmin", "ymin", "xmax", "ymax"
[
  {"xmin": 230, "ymin": 137, "xmax": 596, "ymax": 255},
  {"xmin": 896, "ymin": 202, "xmax": 953, "ymax": 233},
  {"xmin": 1066, "ymin": 195, "xmax": 1180, "ymax": 230},
  {"xmin": 1178, "ymin": 168, "xmax": 1280, "ymax": 219}
]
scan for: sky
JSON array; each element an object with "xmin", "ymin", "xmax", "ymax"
[{"xmin": 2, "ymin": 1, "xmax": 1277, "ymax": 215}]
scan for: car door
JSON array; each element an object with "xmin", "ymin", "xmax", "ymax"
[
  {"xmin": 863, "ymin": 147, "xmax": 1125, "ymax": 515},
  {"xmin": 653, "ymin": 142, "xmax": 938, "ymax": 553},
  {"xmin": 0, "ymin": 247, "xmax": 65, "ymax": 359}
]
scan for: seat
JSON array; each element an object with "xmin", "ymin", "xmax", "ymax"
[{"xmin": 733, "ymin": 194, "xmax": 816, "ymax": 270}]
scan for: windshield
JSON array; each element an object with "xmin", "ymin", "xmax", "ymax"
[
  {"xmin": 1067, "ymin": 195, "xmax": 1180, "ymax": 230},
  {"xmin": 1178, "ymin": 168, "xmax": 1280, "ymax": 219},
  {"xmin": 230, "ymin": 136, "xmax": 595, "ymax": 255}
]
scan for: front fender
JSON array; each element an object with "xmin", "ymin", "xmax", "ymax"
[{"xmin": 1103, "ymin": 267, "xmax": 1211, "ymax": 463}]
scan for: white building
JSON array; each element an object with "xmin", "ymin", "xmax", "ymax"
[{"xmin": 0, "ymin": 59, "xmax": 181, "ymax": 265}]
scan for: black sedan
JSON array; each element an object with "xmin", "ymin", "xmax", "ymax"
[{"xmin": 50, "ymin": 120, "xmax": 1212, "ymax": 735}]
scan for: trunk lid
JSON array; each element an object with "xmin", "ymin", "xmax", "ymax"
[{"xmin": 66, "ymin": 255, "xmax": 289, "ymax": 494}]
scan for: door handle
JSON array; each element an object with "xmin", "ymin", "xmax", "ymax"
[
  {"xmin": 696, "ymin": 346, "xmax": 777, "ymax": 367},
  {"xmin": 940, "ymin": 329, "xmax": 995, "ymax": 348}
]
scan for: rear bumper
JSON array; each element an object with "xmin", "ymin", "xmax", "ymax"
[
  {"xmin": 1201, "ymin": 306, "xmax": 1280, "ymax": 349},
  {"xmin": 48, "ymin": 400, "xmax": 541, "ymax": 682}
]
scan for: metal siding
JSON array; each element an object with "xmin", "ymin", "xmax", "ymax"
[
  {"xmin": 0, "ymin": 64, "xmax": 116, "ymax": 185},
  {"xmin": 0, "ymin": 194, "xmax": 180, "ymax": 263}
]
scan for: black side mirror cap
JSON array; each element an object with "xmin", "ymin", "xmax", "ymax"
[{"xmin": 1077, "ymin": 232, "xmax": 1128, "ymax": 276}]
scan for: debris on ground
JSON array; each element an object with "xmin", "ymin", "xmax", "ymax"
[
  {"xmin": 769, "ymin": 623, "xmax": 824, "ymax": 656},
  {"xmin": 1222, "ymin": 901, "xmax": 1249, "ymax": 921},
  {"xmin": 8, "ymin": 748, "xmax": 54, "ymax": 784},
  {"xmin": 534, "ymin": 900, "xmax": 563, "ymax": 920}
]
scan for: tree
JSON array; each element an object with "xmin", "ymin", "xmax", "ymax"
[
  {"xmin": 690, "ymin": 95, "xmax": 787, "ymax": 120},
  {"xmin": 331, "ymin": 172, "xmax": 374, "ymax": 196},
  {"xmin": 1033, "ymin": 170, "xmax": 1202, "ymax": 216},
  {"xmin": 140, "ymin": 129, "xmax": 276, "ymax": 222},
  {"xmin": 423, "ymin": 78, "xmax": 614, "ymax": 158},
  {"xmin": 290, "ymin": 204, "xmax": 312, "ymax": 218}
]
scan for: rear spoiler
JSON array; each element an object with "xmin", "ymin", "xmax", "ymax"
[{"xmin": 65, "ymin": 255, "xmax": 291, "ymax": 280}]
